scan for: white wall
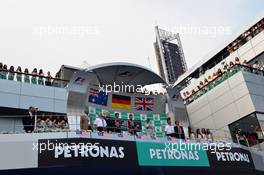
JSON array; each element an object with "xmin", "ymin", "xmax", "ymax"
[
  {"xmin": 0, "ymin": 79, "xmax": 67, "ymax": 114},
  {"xmin": 186, "ymin": 70, "xmax": 264, "ymax": 139}
]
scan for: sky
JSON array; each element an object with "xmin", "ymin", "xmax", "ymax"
[{"xmin": 0, "ymin": 0, "xmax": 264, "ymax": 76}]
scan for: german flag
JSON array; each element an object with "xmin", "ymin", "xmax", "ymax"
[{"xmin": 112, "ymin": 94, "xmax": 131, "ymax": 109}]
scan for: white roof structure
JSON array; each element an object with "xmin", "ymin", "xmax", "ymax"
[
  {"xmin": 62, "ymin": 62, "xmax": 167, "ymax": 87},
  {"xmin": 85, "ymin": 62, "xmax": 167, "ymax": 86}
]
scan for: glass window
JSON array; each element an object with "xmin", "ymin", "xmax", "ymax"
[
  {"xmin": 229, "ymin": 113, "xmax": 264, "ymax": 147},
  {"xmin": 256, "ymin": 113, "xmax": 264, "ymax": 142}
]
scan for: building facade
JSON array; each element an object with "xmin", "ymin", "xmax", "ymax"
[
  {"xmin": 154, "ymin": 26, "xmax": 187, "ymax": 85},
  {"xmin": 173, "ymin": 17, "xmax": 264, "ymax": 149}
]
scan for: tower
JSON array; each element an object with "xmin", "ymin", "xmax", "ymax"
[{"xmin": 154, "ymin": 26, "xmax": 187, "ymax": 84}]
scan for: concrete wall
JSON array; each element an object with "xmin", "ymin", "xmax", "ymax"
[
  {"xmin": 0, "ymin": 79, "xmax": 67, "ymax": 114},
  {"xmin": 186, "ymin": 70, "xmax": 264, "ymax": 139}
]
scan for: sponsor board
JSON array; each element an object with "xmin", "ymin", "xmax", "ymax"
[
  {"xmin": 136, "ymin": 141, "xmax": 210, "ymax": 167},
  {"xmin": 207, "ymin": 147, "xmax": 255, "ymax": 169},
  {"xmin": 38, "ymin": 138, "xmax": 138, "ymax": 167}
]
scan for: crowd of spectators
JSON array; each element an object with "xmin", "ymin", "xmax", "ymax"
[
  {"xmin": 0, "ymin": 62, "xmax": 63, "ymax": 87},
  {"xmin": 226, "ymin": 18, "xmax": 264, "ymax": 55},
  {"xmin": 182, "ymin": 57, "xmax": 264, "ymax": 104},
  {"xmin": 165, "ymin": 117, "xmax": 213, "ymax": 141},
  {"xmin": 36, "ymin": 115, "xmax": 69, "ymax": 132},
  {"xmin": 22, "ymin": 106, "xmax": 69, "ymax": 133},
  {"xmin": 178, "ymin": 18, "xmax": 264, "ymax": 104}
]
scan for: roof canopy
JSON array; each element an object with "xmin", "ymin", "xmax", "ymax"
[{"xmin": 85, "ymin": 62, "xmax": 167, "ymax": 87}]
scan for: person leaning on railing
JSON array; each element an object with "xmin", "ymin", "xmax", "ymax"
[
  {"xmin": 52, "ymin": 72, "xmax": 60, "ymax": 87},
  {"xmin": 0, "ymin": 62, "xmax": 3, "ymax": 79},
  {"xmin": 16, "ymin": 66, "xmax": 22, "ymax": 82},
  {"xmin": 45, "ymin": 71, "xmax": 52, "ymax": 86},
  {"xmin": 24, "ymin": 68, "xmax": 30, "ymax": 83},
  {"xmin": 31, "ymin": 68, "xmax": 38, "ymax": 84},
  {"xmin": 8, "ymin": 66, "xmax": 15, "ymax": 80},
  {"xmin": 2, "ymin": 64, "xmax": 7, "ymax": 79},
  {"xmin": 38, "ymin": 69, "xmax": 44, "ymax": 85}
]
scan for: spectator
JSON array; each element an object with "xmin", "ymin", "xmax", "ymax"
[
  {"xmin": 235, "ymin": 57, "xmax": 240, "ymax": 65},
  {"xmin": 208, "ymin": 75, "xmax": 212, "ymax": 82},
  {"xmin": 45, "ymin": 116, "xmax": 53, "ymax": 128},
  {"xmin": 206, "ymin": 129, "xmax": 213, "ymax": 141},
  {"xmin": 236, "ymin": 128, "xmax": 249, "ymax": 146},
  {"xmin": 38, "ymin": 69, "xmax": 44, "ymax": 85},
  {"xmin": 0, "ymin": 62, "xmax": 3, "ymax": 79},
  {"xmin": 216, "ymin": 68, "xmax": 223, "ymax": 77},
  {"xmin": 31, "ymin": 68, "xmax": 38, "ymax": 84},
  {"xmin": 114, "ymin": 113, "xmax": 121, "ymax": 133},
  {"xmin": 188, "ymin": 127, "xmax": 195, "ymax": 140},
  {"xmin": 196, "ymin": 129, "xmax": 202, "ymax": 139},
  {"xmin": 22, "ymin": 106, "xmax": 37, "ymax": 133},
  {"xmin": 229, "ymin": 61, "xmax": 235, "ymax": 68},
  {"xmin": 37, "ymin": 116, "xmax": 46, "ymax": 129},
  {"xmin": 227, "ymin": 45, "xmax": 233, "ymax": 54},
  {"xmin": 145, "ymin": 119, "xmax": 154, "ymax": 137},
  {"xmin": 105, "ymin": 112, "xmax": 114, "ymax": 133},
  {"xmin": 8, "ymin": 66, "xmax": 15, "ymax": 80},
  {"xmin": 242, "ymin": 60, "xmax": 248, "ymax": 66},
  {"xmin": 52, "ymin": 73, "xmax": 60, "ymax": 87},
  {"xmin": 186, "ymin": 91, "xmax": 190, "ymax": 97},
  {"xmin": 191, "ymin": 89, "xmax": 196, "ymax": 96},
  {"xmin": 80, "ymin": 114, "xmax": 89, "ymax": 131},
  {"xmin": 201, "ymin": 128, "xmax": 207, "ymax": 140},
  {"xmin": 223, "ymin": 65, "xmax": 228, "ymax": 73},
  {"xmin": 24, "ymin": 68, "xmax": 30, "ymax": 83},
  {"xmin": 63, "ymin": 116, "xmax": 69, "ymax": 128},
  {"xmin": 255, "ymin": 126, "xmax": 264, "ymax": 142},
  {"xmin": 182, "ymin": 92, "xmax": 187, "ymax": 99},
  {"xmin": 2, "ymin": 64, "xmax": 8, "ymax": 79},
  {"xmin": 58, "ymin": 118, "xmax": 68, "ymax": 129},
  {"xmin": 45, "ymin": 71, "xmax": 52, "ymax": 86},
  {"xmin": 128, "ymin": 114, "xmax": 135, "ymax": 135},
  {"xmin": 94, "ymin": 112, "xmax": 107, "ymax": 132},
  {"xmin": 174, "ymin": 120, "xmax": 185, "ymax": 139},
  {"xmin": 16, "ymin": 66, "xmax": 22, "ymax": 82},
  {"xmin": 252, "ymin": 61, "xmax": 260, "ymax": 69},
  {"xmin": 165, "ymin": 118, "xmax": 175, "ymax": 137},
  {"xmin": 212, "ymin": 72, "xmax": 217, "ymax": 80},
  {"xmin": 204, "ymin": 78, "xmax": 208, "ymax": 85},
  {"xmin": 52, "ymin": 118, "xmax": 59, "ymax": 129}
]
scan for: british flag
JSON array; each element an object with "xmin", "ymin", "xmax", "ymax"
[{"xmin": 135, "ymin": 97, "xmax": 154, "ymax": 111}]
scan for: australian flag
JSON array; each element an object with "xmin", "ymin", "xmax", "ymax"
[
  {"xmin": 88, "ymin": 88, "xmax": 108, "ymax": 106},
  {"xmin": 135, "ymin": 97, "xmax": 154, "ymax": 111}
]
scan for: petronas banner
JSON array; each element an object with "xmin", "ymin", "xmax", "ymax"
[{"xmin": 136, "ymin": 141, "xmax": 210, "ymax": 167}]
